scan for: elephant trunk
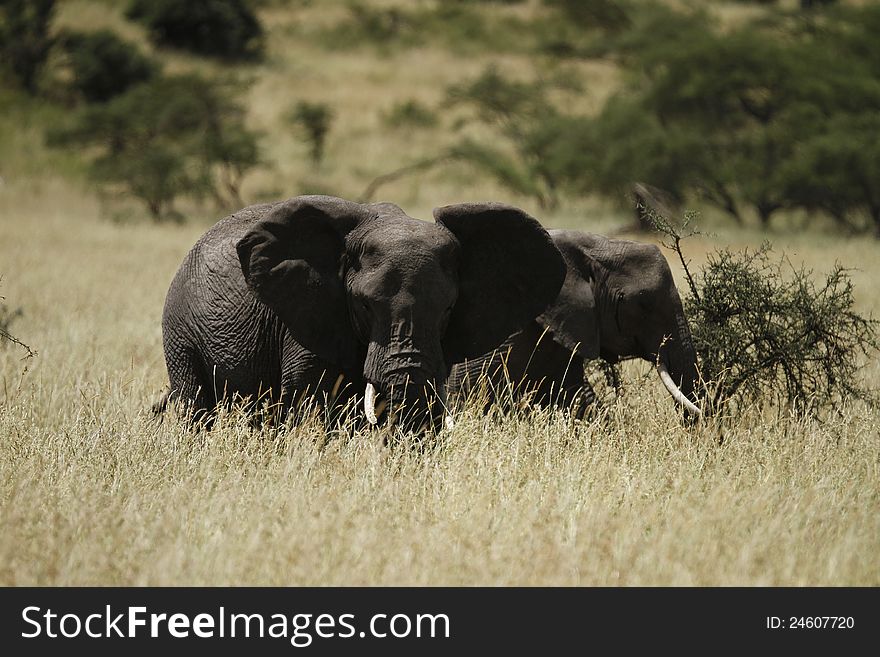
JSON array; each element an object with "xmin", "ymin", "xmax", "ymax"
[
  {"xmin": 362, "ymin": 340, "xmax": 451, "ymax": 431},
  {"xmin": 381, "ymin": 375, "xmax": 452, "ymax": 431},
  {"xmin": 656, "ymin": 302, "xmax": 703, "ymax": 418}
]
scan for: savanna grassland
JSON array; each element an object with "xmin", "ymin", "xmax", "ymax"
[{"xmin": 1, "ymin": 0, "xmax": 879, "ymax": 586}]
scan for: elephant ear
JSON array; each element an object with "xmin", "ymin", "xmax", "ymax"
[
  {"xmin": 536, "ymin": 231, "xmax": 600, "ymax": 359},
  {"xmin": 236, "ymin": 195, "xmax": 375, "ymax": 368},
  {"xmin": 434, "ymin": 202, "xmax": 566, "ymax": 363}
]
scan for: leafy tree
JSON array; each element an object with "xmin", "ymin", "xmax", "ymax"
[
  {"xmin": 447, "ymin": 138, "xmax": 545, "ymax": 204},
  {"xmin": 607, "ymin": 2, "xmax": 711, "ymax": 65},
  {"xmin": 576, "ymin": 96, "xmax": 702, "ymax": 204},
  {"xmin": 593, "ymin": 13, "xmax": 880, "ymax": 231},
  {"xmin": 445, "ymin": 66, "xmax": 588, "ymax": 209},
  {"xmin": 289, "ymin": 101, "xmax": 334, "ymax": 166},
  {"xmin": 446, "ymin": 64, "xmax": 712, "ymax": 214},
  {"xmin": 49, "ymin": 74, "xmax": 261, "ymax": 219},
  {"xmin": 203, "ymin": 116, "xmax": 261, "ymax": 209},
  {"xmin": 92, "ymin": 143, "xmax": 194, "ymax": 219},
  {"xmin": 126, "ymin": 0, "xmax": 263, "ymax": 60},
  {"xmin": 535, "ymin": 0, "xmax": 633, "ymax": 57},
  {"xmin": 635, "ymin": 31, "xmax": 802, "ymax": 225},
  {"xmin": 0, "ymin": 0, "xmax": 55, "ymax": 94},
  {"xmin": 59, "ymin": 30, "xmax": 158, "ymax": 103},
  {"xmin": 446, "ymin": 65, "xmax": 547, "ymax": 128},
  {"xmin": 826, "ymin": 4, "xmax": 880, "ymax": 77},
  {"xmin": 779, "ymin": 112, "xmax": 880, "ymax": 236}
]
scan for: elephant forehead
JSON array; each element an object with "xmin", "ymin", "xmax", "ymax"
[
  {"xmin": 351, "ymin": 225, "xmax": 459, "ymax": 301},
  {"xmin": 357, "ymin": 218, "xmax": 457, "ymax": 258}
]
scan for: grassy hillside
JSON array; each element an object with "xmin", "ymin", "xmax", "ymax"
[
  {"xmin": 1, "ymin": 0, "xmax": 878, "ymax": 585},
  {"xmin": 36, "ymin": 0, "xmax": 627, "ymax": 222}
]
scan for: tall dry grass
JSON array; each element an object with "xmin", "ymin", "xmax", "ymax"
[{"xmin": 1, "ymin": 187, "xmax": 878, "ymax": 586}]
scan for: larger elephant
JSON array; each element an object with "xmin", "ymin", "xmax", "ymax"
[
  {"xmin": 158, "ymin": 195, "xmax": 565, "ymax": 430},
  {"xmin": 448, "ymin": 230, "xmax": 703, "ymax": 419}
]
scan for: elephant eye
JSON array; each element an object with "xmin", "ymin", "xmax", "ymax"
[{"xmin": 340, "ymin": 253, "xmax": 356, "ymax": 276}]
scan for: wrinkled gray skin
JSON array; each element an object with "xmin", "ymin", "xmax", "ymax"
[
  {"xmin": 448, "ymin": 230, "xmax": 701, "ymax": 419},
  {"xmin": 158, "ymin": 195, "xmax": 565, "ymax": 430}
]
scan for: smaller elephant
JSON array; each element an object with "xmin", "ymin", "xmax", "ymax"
[{"xmin": 448, "ymin": 230, "xmax": 703, "ymax": 419}]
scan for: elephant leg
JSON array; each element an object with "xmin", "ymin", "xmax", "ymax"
[
  {"xmin": 520, "ymin": 340, "xmax": 601, "ymax": 419},
  {"xmin": 553, "ymin": 353, "xmax": 607, "ymax": 420},
  {"xmin": 447, "ymin": 346, "xmax": 512, "ymax": 412},
  {"xmin": 280, "ymin": 336, "xmax": 356, "ymax": 424},
  {"xmin": 164, "ymin": 346, "xmax": 215, "ymax": 426},
  {"xmin": 568, "ymin": 378, "xmax": 598, "ymax": 420}
]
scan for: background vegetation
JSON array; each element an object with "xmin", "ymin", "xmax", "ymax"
[{"xmin": 1, "ymin": 0, "xmax": 878, "ymax": 585}]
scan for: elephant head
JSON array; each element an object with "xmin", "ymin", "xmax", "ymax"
[
  {"xmin": 539, "ymin": 230, "xmax": 702, "ymax": 417},
  {"xmin": 236, "ymin": 195, "xmax": 565, "ymax": 429}
]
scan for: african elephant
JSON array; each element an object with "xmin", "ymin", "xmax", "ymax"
[
  {"xmin": 448, "ymin": 230, "xmax": 702, "ymax": 419},
  {"xmin": 157, "ymin": 195, "xmax": 565, "ymax": 430}
]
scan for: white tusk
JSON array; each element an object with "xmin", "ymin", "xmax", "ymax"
[
  {"xmin": 656, "ymin": 362, "xmax": 702, "ymax": 417},
  {"xmin": 364, "ymin": 382, "xmax": 378, "ymax": 425}
]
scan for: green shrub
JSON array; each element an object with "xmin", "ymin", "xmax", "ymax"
[
  {"xmin": 690, "ymin": 245, "xmax": 876, "ymax": 413},
  {"xmin": 0, "ymin": 0, "xmax": 55, "ymax": 93},
  {"xmin": 126, "ymin": 0, "xmax": 263, "ymax": 60},
  {"xmin": 59, "ymin": 30, "xmax": 158, "ymax": 103},
  {"xmin": 383, "ymin": 99, "xmax": 438, "ymax": 129},
  {"xmin": 648, "ymin": 210, "xmax": 878, "ymax": 415}
]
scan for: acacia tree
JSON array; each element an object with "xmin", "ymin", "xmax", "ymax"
[
  {"xmin": 444, "ymin": 66, "xmax": 590, "ymax": 209},
  {"xmin": 50, "ymin": 74, "xmax": 261, "ymax": 219},
  {"xmin": 633, "ymin": 31, "xmax": 809, "ymax": 225},
  {"xmin": 126, "ymin": 0, "xmax": 263, "ymax": 60},
  {"xmin": 0, "ymin": 0, "xmax": 55, "ymax": 93},
  {"xmin": 587, "ymin": 9, "xmax": 880, "ymax": 232},
  {"xmin": 574, "ymin": 96, "xmax": 706, "ymax": 211},
  {"xmin": 774, "ymin": 4, "xmax": 880, "ymax": 236},
  {"xmin": 58, "ymin": 29, "xmax": 158, "ymax": 103},
  {"xmin": 780, "ymin": 113, "xmax": 880, "ymax": 236}
]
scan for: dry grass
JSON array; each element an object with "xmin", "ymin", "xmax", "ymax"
[
  {"xmin": 2, "ymin": 180, "xmax": 878, "ymax": 586},
  {"xmin": 1, "ymin": 0, "xmax": 878, "ymax": 586}
]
